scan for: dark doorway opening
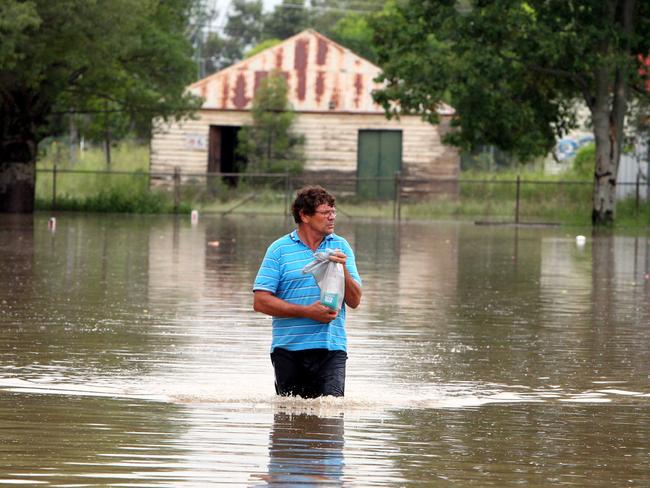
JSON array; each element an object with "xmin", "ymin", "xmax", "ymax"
[{"xmin": 208, "ymin": 125, "xmax": 247, "ymax": 186}]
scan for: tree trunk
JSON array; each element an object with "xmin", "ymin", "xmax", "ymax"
[
  {"xmin": 591, "ymin": 61, "xmax": 629, "ymax": 226},
  {"xmin": 0, "ymin": 155, "xmax": 35, "ymax": 213},
  {"xmin": 591, "ymin": 107, "xmax": 618, "ymax": 226},
  {"xmin": 0, "ymin": 102, "xmax": 38, "ymax": 214},
  {"xmin": 590, "ymin": 0, "xmax": 634, "ymax": 226},
  {"xmin": 0, "ymin": 88, "xmax": 45, "ymax": 213}
]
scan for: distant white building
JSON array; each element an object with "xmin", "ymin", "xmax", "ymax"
[{"xmin": 617, "ymin": 137, "xmax": 649, "ymax": 200}]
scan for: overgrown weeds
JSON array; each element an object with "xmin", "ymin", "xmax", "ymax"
[{"xmin": 35, "ymin": 140, "xmax": 185, "ymax": 213}]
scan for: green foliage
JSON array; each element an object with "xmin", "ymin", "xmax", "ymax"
[
  {"xmin": 615, "ymin": 198, "xmax": 650, "ymax": 228},
  {"xmin": 202, "ymin": 32, "xmax": 231, "ymax": 74},
  {"xmin": 626, "ymin": 98, "xmax": 650, "ymax": 143},
  {"xmin": 225, "ymin": 0, "xmax": 265, "ymax": 46},
  {"xmin": 460, "ymin": 146, "xmax": 527, "ymax": 171},
  {"xmin": 0, "ymin": 1, "xmax": 40, "ymax": 69},
  {"xmin": 237, "ymin": 72, "xmax": 305, "ymax": 175},
  {"xmin": 370, "ymin": 0, "xmax": 650, "ymax": 224},
  {"xmin": 37, "ymin": 139, "xmax": 149, "ymax": 171},
  {"xmin": 455, "ymin": 168, "xmax": 594, "ymax": 223},
  {"xmin": 72, "ymin": 102, "xmax": 133, "ymax": 147},
  {"xmin": 245, "ymin": 39, "xmax": 282, "ymax": 58},
  {"xmin": 572, "ymin": 143, "xmax": 596, "ymax": 178},
  {"xmin": 37, "ymin": 186, "xmax": 181, "ymax": 214},
  {"xmin": 370, "ymin": 0, "xmax": 650, "ymax": 161},
  {"xmin": 308, "ymin": 1, "xmax": 385, "ymax": 62},
  {"xmin": 263, "ymin": 0, "xmax": 310, "ymax": 40},
  {"xmin": 329, "ymin": 12, "xmax": 376, "ymax": 62},
  {"xmin": 34, "ymin": 140, "xmax": 184, "ymax": 213},
  {"xmin": 200, "ymin": 0, "xmax": 387, "ymax": 75},
  {"xmin": 202, "ymin": 0, "xmax": 264, "ymax": 74},
  {"xmin": 1, "ymin": 0, "xmax": 201, "ymax": 142}
]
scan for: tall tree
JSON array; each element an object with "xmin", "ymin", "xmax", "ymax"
[
  {"xmin": 202, "ymin": 0, "xmax": 264, "ymax": 74},
  {"xmin": 329, "ymin": 11, "xmax": 377, "ymax": 62},
  {"xmin": 372, "ymin": 0, "xmax": 650, "ymax": 225},
  {"xmin": 202, "ymin": 0, "xmax": 385, "ymax": 74},
  {"xmin": 202, "ymin": 31, "xmax": 241, "ymax": 74},
  {"xmin": 263, "ymin": 0, "xmax": 310, "ymax": 41},
  {"xmin": 224, "ymin": 0, "xmax": 264, "ymax": 47},
  {"xmin": 0, "ymin": 0, "xmax": 200, "ymax": 213},
  {"xmin": 310, "ymin": 0, "xmax": 385, "ymax": 62}
]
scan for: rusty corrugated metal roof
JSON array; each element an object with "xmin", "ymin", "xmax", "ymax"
[
  {"xmin": 189, "ymin": 30, "xmax": 375, "ymax": 113},
  {"xmin": 190, "ymin": 29, "xmax": 454, "ymax": 115}
]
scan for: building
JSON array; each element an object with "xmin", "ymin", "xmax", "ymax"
[{"xmin": 150, "ymin": 30, "xmax": 459, "ymax": 200}]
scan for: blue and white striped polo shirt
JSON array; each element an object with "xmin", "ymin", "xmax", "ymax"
[{"xmin": 253, "ymin": 229, "xmax": 361, "ymax": 353}]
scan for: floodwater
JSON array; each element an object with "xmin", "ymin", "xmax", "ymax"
[{"xmin": 1, "ymin": 213, "xmax": 649, "ymax": 487}]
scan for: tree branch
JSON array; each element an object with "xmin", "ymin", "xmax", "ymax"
[
  {"xmin": 527, "ymin": 63, "xmax": 594, "ymax": 110},
  {"xmin": 496, "ymin": 50, "xmax": 594, "ymax": 108}
]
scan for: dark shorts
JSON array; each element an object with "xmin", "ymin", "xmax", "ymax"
[{"xmin": 270, "ymin": 348, "xmax": 347, "ymax": 398}]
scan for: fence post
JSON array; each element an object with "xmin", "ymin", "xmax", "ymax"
[
  {"xmin": 515, "ymin": 175, "xmax": 521, "ymax": 224},
  {"xmin": 393, "ymin": 171, "xmax": 402, "ymax": 221},
  {"xmin": 635, "ymin": 171, "xmax": 641, "ymax": 217},
  {"xmin": 284, "ymin": 171, "xmax": 290, "ymax": 217},
  {"xmin": 52, "ymin": 164, "xmax": 57, "ymax": 210},
  {"xmin": 647, "ymin": 160, "xmax": 650, "ymax": 203},
  {"xmin": 173, "ymin": 166, "xmax": 181, "ymax": 213}
]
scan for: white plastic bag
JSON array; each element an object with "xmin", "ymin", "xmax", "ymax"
[{"xmin": 302, "ymin": 249, "xmax": 345, "ymax": 310}]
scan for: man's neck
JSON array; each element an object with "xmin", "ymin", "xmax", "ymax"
[{"xmin": 297, "ymin": 225, "xmax": 325, "ymax": 251}]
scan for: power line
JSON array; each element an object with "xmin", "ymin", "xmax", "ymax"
[
  {"xmin": 274, "ymin": 3, "xmax": 375, "ymax": 14},
  {"xmin": 206, "ymin": 0, "xmax": 379, "ymax": 34}
]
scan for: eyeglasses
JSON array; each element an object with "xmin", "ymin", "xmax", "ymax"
[{"xmin": 314, "ymin": 209, "xmax": 337, "ymax": 217}]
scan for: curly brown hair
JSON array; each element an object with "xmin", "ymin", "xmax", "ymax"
[{"xmin": 291, "ymin": 186, "xmax": 336, "ymax": 224}]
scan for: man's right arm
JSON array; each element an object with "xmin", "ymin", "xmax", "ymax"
[{"xmin": 253, "ymin": 291, "xmax": 338, "ymax": 323}]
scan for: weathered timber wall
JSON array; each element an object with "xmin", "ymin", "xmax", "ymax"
[
  {"xmin": 150, "ymin": 110, "xmax": 459, "ymax": 198},
  {"xmin": 151, "ymin": 111, "xmax": 250, "ymax": 176}
]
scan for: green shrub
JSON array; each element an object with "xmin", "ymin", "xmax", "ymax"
[
  {"xmin": 36, "ymin": 186, "xmax": 187, "ymax": 213},
  {"xmin": 573, "ymin": 143, "xmax": 595, "ymax": 178}
]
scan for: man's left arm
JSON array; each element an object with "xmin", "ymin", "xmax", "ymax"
[{"xmin": 329, "ymin": 251, "xmax": 362, "ymax": 309}]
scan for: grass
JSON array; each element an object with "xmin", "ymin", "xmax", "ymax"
[
  {"xmin": 38, "ymin": 186, "xmax": 190, "ymax": 214},
  {"xmin": 456, "ymin": 168, "xmax": 594, "ymax": 225},
  {"xmin": 614, "ymin": 198, "xmax": 650, "ymax": 228},
  {"xmin": 35, "ymin": 140, "xmax": 187, "ymax": 213},
  {"xmin": 37, "ymin": 139, "xmax": 149, "ymax": 171}
]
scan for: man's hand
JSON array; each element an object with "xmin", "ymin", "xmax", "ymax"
[
  {"xmin": 254, "ymin": 291, "xmax": 339, "ymax": 323},
  {"xmin": 305, "ymin": 301, "xmax": 339, "ymax": 323},
  {"xmin": 327, "ymin": 250, "xmax": 362, "ymax": 309},
  {"xmin": 328, "ymin": 250, "xmax": 347, "ymax": 264}
]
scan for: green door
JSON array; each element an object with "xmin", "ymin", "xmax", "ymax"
[{"xmin": 357, "ymin": 130, "xmax": 402, "ymax": 199}]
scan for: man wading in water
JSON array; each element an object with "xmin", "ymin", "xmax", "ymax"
[{"xmin": 253, "ymin": 186, "xmax": 362, "ymax": 398}]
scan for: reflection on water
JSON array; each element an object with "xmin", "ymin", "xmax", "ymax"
[
  {"xmin": 1, "ymin": 213, "xmax": 650, "ymax": 486},
  {"xmin": 252, "ymin": 413, "xmax": 345, "ymax": 486}
]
